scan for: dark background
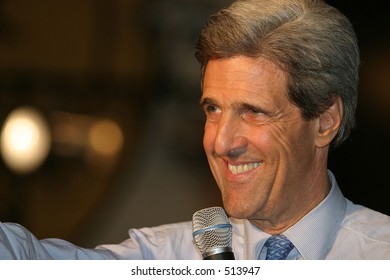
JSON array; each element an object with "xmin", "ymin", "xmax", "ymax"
[{"xmin": 0, "ymin": 0, "xmax": 388, "ymax": 248}]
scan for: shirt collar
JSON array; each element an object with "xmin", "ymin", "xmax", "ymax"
[
  {"xmin": 231, "ymin": 218, "xmax": 269, "ymax": 259},
  {"xmin": 232, "ymin": 170, "xmax": 347, "ymax": 260}
]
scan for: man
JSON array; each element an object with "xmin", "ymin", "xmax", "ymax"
[{"xmin": 1, "ymin": 0, "xmax": 390, "ymax": 259}]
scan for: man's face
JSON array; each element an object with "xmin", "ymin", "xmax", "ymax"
[{"xmin": 201, "ymin": 56, "xmax": 321, "ymax": 229}]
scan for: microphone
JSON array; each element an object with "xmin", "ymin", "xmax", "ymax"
[{"xmin": 192, "ymin": 207, "xmax": 235, "ymax": 260}]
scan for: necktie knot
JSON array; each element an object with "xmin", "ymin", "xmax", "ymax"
[{"xmin": 264, "ymin": 234, "xmax": 294, "ymax": 260}]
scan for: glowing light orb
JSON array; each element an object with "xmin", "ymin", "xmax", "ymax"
[
  {"xmin": 1, "ymin": 107, "xmax": 51, "ymax": 174},
  {"xmin": 88, "ymin": 119, "xmax": 123, "ymax": 157}
]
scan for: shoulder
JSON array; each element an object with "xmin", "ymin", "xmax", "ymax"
[
  {"xmin": 331, "ymin": 201, "xmax": 390, "ymax": 259},
  {"xmin": 343, "ymin": 201, "xmax": 390, "ymax": 241}
]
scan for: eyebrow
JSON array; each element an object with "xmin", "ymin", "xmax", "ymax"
[
  {"xmin": 238, "ymin": 102, "xmax": 264, "ymax": 112},
  {"xmin": 199, "ymin": 97, "xmax": 270, "ymax": 115},
  {"xmin": 199, "ymin": 97, "xmax": 216, "ymax": 108}
]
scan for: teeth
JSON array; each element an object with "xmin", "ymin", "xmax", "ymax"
[{"xmin": 228, "ymin": 162, "xmax": 261, "ymax": 175}]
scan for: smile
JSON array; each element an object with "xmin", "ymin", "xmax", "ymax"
[{"xmin": 227, "ymin": 162, "xmax": 261, "ymax": 175}]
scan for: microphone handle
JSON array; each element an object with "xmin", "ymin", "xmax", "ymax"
[{"xmin": 203, "ymin": 251, "xmax": 235, "ymax": 260}]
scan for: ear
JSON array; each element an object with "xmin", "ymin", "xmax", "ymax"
[{"xmin": 315, "ymin": 97, "xmax": 343, "ymax": 148}]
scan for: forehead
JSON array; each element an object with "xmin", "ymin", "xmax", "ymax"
[{"xmin": 202, "ymin": 56, "xmax": 289, "ymax": 104}]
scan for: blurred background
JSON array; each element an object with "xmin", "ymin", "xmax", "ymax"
[{"xmin": 0, "ymin": 0, "xmax": 388, "ymax": 248}]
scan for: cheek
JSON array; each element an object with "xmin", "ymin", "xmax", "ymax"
[
  {"xmin": 250, "ymin": 124, "xmax": 308, "ymax": 167},
  {"xmin": 268, "ymin": 122, "xmax": 317, "ymax": 167},
  {"xmin": 249, "ymin": 126, "xmax": 286, "ymax": 155}
]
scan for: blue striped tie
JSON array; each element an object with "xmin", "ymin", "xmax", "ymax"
[{"xmin": 264, "ymin": 234, "xmax": 294, "ymax": 260}]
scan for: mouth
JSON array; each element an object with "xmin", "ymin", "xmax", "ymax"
[{"xmin": 227, "ymin": 162, "xmax": 261, "ymax": 175}]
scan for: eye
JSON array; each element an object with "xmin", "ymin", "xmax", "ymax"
[
  {"xmin": 245, "ymin": 108, "xmax": 262, "ymax": 115},
  {"xmin": 200, "ymin": 99, "xmax": 222, "ymax": 122},
  {"xmin": 241, "ymin": 104, "xmax": 264, "ymax": 116},
  {"xmin": 200, "ymin": 98, "xmax": 221, "ymax": 115},
  {"xmin": 240, "ymin": 104, "xmax": 268, "ymax": 123},
  {"xmin": 204, "ymin": 104, "xmax": 219, "ymax": 114}
]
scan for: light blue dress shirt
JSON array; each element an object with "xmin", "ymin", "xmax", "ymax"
[{"xmin": 0, "ymin": 171, "xmax": 390, "ymax": 259}]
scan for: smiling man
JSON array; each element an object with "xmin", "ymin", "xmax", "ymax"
[
  {"xmin": 200, "ymin": 56, "xmax": 333, "ymax": 235},
  {"xmin": 0, "ymin": 0, "xmax": 390, "ymax": 260},
  {"xmin": 192, "ymin": 0, "xmax": 390, "ymax": 259}
]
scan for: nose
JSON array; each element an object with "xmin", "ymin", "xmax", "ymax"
[{"xmin": 213, "ymin": 114, "xmax": 247, "ymax": 159}]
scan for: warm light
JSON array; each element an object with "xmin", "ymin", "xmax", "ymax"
[
  {"xmin": 88, "ymin": 119, "xmax": 123, "ymax": 157},
  {"xmin": 0, "ymin": 107, "xmax": 51, "ymax": 174}
]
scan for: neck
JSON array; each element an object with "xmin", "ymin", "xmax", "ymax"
[{"xmin": 250, "ymin": 151, "xmax": 331, "ymax": 234}]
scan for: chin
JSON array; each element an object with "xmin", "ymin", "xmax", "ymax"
[{"xmin": 223, "ymin": 201, "xmax": 255, "ymax": 220}]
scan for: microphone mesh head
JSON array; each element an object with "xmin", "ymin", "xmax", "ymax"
[{"xmin": 192, "ymin": 207, "xmax": 232, "ymax": 255}]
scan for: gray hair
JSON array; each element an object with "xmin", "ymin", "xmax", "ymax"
[{"xmin": 195, "ymin": 0, "xmax": 360, "ymax": 146}]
